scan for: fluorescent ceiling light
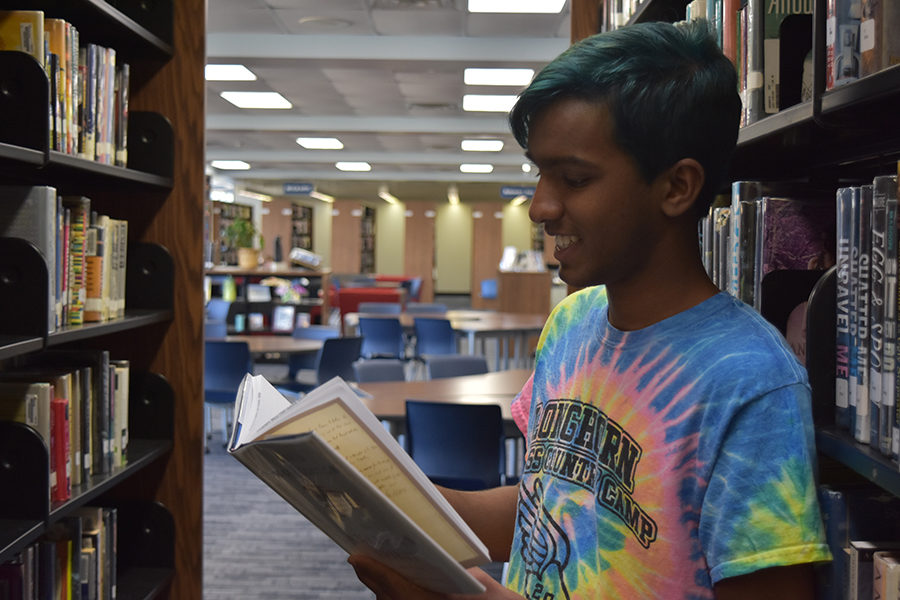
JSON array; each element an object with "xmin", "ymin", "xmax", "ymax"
[
  {"xmin": 210, "ymin": 160, "xmax": 250, "ymax": 170},
  {"xmin": 297, "ymin": 137, "xmax": 344, "ymax": 150},
  {"xmin": 464, "ymin": 68, "xmax": 534, "ymax": 86},
  {"xmin": 468, "ymin": 0, "xmax": 567, "ymax": 13},
  {"xmin": 460, "ymin": 163, "xmax": 494, "ymax": 173},
  {"xmin": 205, "ymin": 64, "xmax": 257, "ymax": 81},
  {"xmin": 461, "ymin": 139, "xmax": 504, "ymax": 152},
  {"xmin": 239, "ymin": 190, "xmax": 272, "ymax": 202},
  {"xmin": 463, "ymin": 94, "xmax": 518, "ymax": 112},
  {"xmin": 447, "ymin": 185, "xmax": 460, "ymax": 205},
  {"xmin": 309, "ymin": 190, "xmax": 335, "ymax": 203},
  {"xmin": 510, "ymin": 194, "xmax": 530, "ymax": 206},
  {"xmin": 220, "ymin": 91, "xmax": 292, "ymax": 109},
  {"xmin": 378, "ymin": 185, "xmax": 400, "ymax": 205},
  {"xmin": 336, "ymin": 161, "xmax": 371, "ymax": 172}
]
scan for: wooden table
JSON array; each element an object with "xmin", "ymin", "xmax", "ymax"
[
  {"xmin": 344, "ymin": 310, "xmax": 547, "ymax": 369},
  {"xmin": 359, "ymin": 369, "xmax": 532, "ymax": 476},
  {"xmin": 223, "ymin": 335, "xmax": 322, "ymax": 356},
  {"xmin": 357, "ymin": 368, "xmax": 531, "ymax": 422}
]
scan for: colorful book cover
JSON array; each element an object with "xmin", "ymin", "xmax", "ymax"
[
  {"xmin": 826, "ymin": 0, "xmax": 861, "ymax": 88},
  {"xmin": 0, "ymin": 10, "xmax": 44, "ymax": 67},
  {"xmin": 61, "ymin": 196, "xmax": 91, "ymax": 326},
  {"xmin": 859, "ymin": 0, "xmax": 900, "ymax": 77}
]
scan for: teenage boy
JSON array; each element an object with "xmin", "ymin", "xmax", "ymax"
[{"xmin": 351, "ymin": 19, "xmax": 830, "ymax": 599}]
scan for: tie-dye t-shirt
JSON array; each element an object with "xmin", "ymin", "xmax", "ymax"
[{"xmin": 505, "ymin": 286, "xmax": 830, "ymax": 599}]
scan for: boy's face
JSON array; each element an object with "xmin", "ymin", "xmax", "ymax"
[{"xmin": 527, "ymin": 97, "xmax": 668, "ymax": 289}]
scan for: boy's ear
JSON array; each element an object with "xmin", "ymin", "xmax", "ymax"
[{"xmin": 660, "ymin": 158, "xmax": 705, "ymax": 218}]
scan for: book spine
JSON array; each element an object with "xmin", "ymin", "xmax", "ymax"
[
  {"xmin": 836, "ymin": 186, "xmax": 853, "ymax": 430},
  {"xmin": 870, "ymin": 183, "xmax": 887, "ymax": 449},
  {"xmin": 51, "ymin": 396, "xmax": 71, "ymax": 502},
  {"xmin": 877, "ymin": 175, "xmax": 898, "ymax": 456},
  {"xmin": 855, "ymin": 185, "xmax": 873, "ymax": 444},
  {"xmin": 849, "ymin": 187, "xmax": 862, "ymax": 437},
  {"xmin": 83, "ymin": 222, "xmax": 102, "ymax": 322}
]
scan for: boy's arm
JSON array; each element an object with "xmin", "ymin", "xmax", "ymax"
[
  {"xmin": 439, "ymin": 484, "xmax": 520, "ymax": 562},
  {"xmin": 713, "ymin": 564, "xmax": 815, "ymax": 599}
]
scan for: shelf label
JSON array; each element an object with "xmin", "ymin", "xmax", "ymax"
[
  {"xmin": 500, "ymin": 185, "xmax": 535, "ymax": 199},
  {"xmin": 283, "ymin": 182, "xmax": 315, "ymax": 195}
]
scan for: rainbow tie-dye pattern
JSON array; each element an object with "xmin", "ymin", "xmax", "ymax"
[{"xmin": 505, "ymin": 287, "xmax": 831, "ymax": 599}]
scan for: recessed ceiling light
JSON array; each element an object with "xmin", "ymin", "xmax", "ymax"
[
  {"xmin": 522, "ymin": 162, "xmax": 533, "ymax": 173},
  {"xmin": 336, "ymin": 161, "xmax": 372, "ymax": 172},
  {"xmin": 460, "ymin": 163, "xmax": 494, "ymax": 173},
  {"xmin": 468, "ymin": 0, "xmax": 566, "ymax": 13},
  {"xmin": 210, "ymin": 160, "xmax": 251, "ymax": 170},
  {"xmin": 220, "ymin": 91, "xmax": 292, "ymax": 109},
  {"xmin": 462, "ymin": 94, "xmax": 518, "ymax": 112},
  {"xmin": 464, "ymin": 68, "xmax": 534, "ymax": 86},
  {"xmin": 297, "ymin": 137, "xmax": 344, "ymax": 150},
  {"xmin": 461, "ymin": 139, "xmax": 504, "ymax": 152},
  {"xmin": 205, "ymin": 64, "xmax": 257, "ymax": 81}
]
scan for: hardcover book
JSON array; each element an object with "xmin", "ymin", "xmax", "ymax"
[
  {"xmin": 228, "ymin": 374, "xmax": 490, "ymax": 595},
  {"xmin": 0, "ymin": 10, "xmax": 44, "ymax": 67},
  {"xmin": 836, "ymin": 186, "xmax": 854, "ymax": 429}
]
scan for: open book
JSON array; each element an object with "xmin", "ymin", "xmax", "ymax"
[{"xmin": 227, "ymin": 374, "xmax": 490, "ymax": 594}]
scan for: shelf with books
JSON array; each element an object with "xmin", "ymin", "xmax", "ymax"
[
  {"xmin": 0, "ymin": 0, "xmax": 201, "ymax": 595},
  {"xmin": 15, "ymin": 0, "xmax": 172, "ymax": 60},
  {"xmin": 816, "ymin": 428, "xmax": 900, "ymax": 498}
]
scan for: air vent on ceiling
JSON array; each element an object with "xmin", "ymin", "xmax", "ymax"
[{"xmin": 371, "ymin": 0, "xmax": 459, "ymax": 9}]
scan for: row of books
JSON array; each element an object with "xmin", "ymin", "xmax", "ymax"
[
  {"xmin": 684, "ymin": 0, "xmax": 898, "ymax": 126},
  {"xmin": 0, "ymin": 9, "xmax": 130, "ymax": 165},
  {"xmin": 0, "ymin": 505, "xmax": 117, "ymax": 600},
  {"xmin": 817, "ymin": 482, "xmax": 900, "ymax": 600},
  {"xmin": 702, "ymin": 179, "xmax": 835, "ymax": 333},
  {"xmin": 0, "ymin": 185, "xmax": 129, "ymax": 334},
  {"xmin": 0, "ymin": 351, "xmax": 129, "ymax": 503},
  {"xmin": 834, "ymin": 174, "xmax": 900, "ymax": 457}
]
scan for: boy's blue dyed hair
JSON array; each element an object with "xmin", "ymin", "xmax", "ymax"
[{"xmin": 509, "ymin": 20, "xmax": 740, "ymax": 216}]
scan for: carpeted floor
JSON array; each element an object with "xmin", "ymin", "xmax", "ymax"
[{"xmin": 203, "ymin": 438, "xmax": 374, "ymax": 599}]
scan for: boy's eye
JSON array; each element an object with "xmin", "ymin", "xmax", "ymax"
[{"xmin": 563, "ymin": 174, "xmax": 590, "ymax": 187}]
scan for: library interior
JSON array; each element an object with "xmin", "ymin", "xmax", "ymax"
[{"xmin": 1, "ymin": 0, "xmax": 899, "ymax": 598}]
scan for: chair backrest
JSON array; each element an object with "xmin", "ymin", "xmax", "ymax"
[
  {"xmin": 315, "ymin": 336, "xmax": 363, "ymax": 383},
  {"xmin": 292, "ymin": 324, "xmax": 341, "ymax": 340},
  {"xmin": 358, "ymin": 317, "xmax": 406, "ymax": 359},
  {"xmin": 358, "ymin": 302, "xmax": 402, "ymax": 314},
  {"xmin": 406, "ymin": 302, "xmax": 448, "ymax": 314},
  {"xmin": 206, "ymin": 298, "xmax": 232, "ymax": 321},
  {"xmin": 405, "ymin": 400, "xmax": 504, "ymax": 490},
  {"xmin": 413, "ymin": 318, "xmax": 457, "ymax": 356},
  {"xmin": 426, "ymin": 354, "xmax": 489, "ymax": 379},
  {"xmin": 352, "ymin": 358, "xmax": 406, "ymax": 383},
  {"xmin": 204, "ymin": 340, "xmax": 252, "ymax": 404},
  {"xmin": 204, "ymin": 320, "xmax": 228, "ymax": 339}
]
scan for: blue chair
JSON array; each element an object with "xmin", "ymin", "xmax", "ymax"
[
  {"xmin": 288, "ymin": 325, "xmax": 341, "ymax": 380},
  {"xmin": 405, "ymin": 400, "xmax": 506, "ymax": 490},
  {"xmin": 204, "ymin": 340, "xmax": 252, "ymax": 451},
  {"xmin": 408, "ymin": 277, "xmax": 423, "ymax": 302},
  {"xmin": 358, "ymin": 302, "xmax": 402, "ymax": 314},
  {"xmin": 425, "ymin": 354, "xmax": 489, "ymax": 379},
  {"xmin": 353, "ymin": 358, "xmax": 406, "ymax": 383},
  {"xmin": 413, "ymin": 318, "xmax": 457, "ymax": 357},
  {"xmin": 279, "ymin": 336, "xmax": 363, "ymax": 394},
  {"xmin": 358, "ymin": 317, "xmax": 407, "ymax": 360},
  {"xmin": 204, "ymin": 320, "xmax": 228, "ymax": 339},
  {"xmin": 206, "ymin": 298, "xmax": 232, "ymax": 321},
  {"xmin": 406, "ymin": 302, "xmax": 448, "ymax": 314}
]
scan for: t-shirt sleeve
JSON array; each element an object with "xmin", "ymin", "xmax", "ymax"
[
  {"xmin": 510, "ymin": 373, "xmax": 534, "ymax": 436},
  {"xmin": 699, "ymin": 382, "xmax": 832, "ymax": 583}
]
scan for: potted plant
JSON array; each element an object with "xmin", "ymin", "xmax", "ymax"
[{"xmin": 223, "ymin": 218, "xmax": 264, "ymax": 269}]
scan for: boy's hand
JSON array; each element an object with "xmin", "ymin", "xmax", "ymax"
[{"xmin": 348, "ymin": 555, "xmax": 524, "ymax": 600}]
